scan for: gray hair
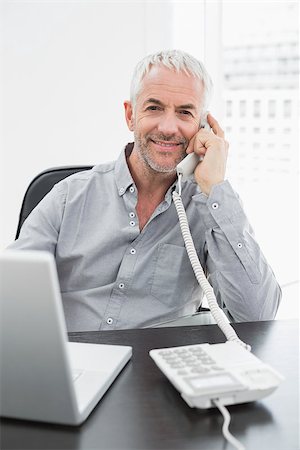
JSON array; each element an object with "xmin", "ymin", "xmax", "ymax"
[{"xmin": 130, "ymin": 49, "xmax": 213, "ymax": 113}]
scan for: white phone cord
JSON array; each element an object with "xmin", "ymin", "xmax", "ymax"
[
  {"xmin": 172, "ymin": 188, "xmax": 250, "ymax": 350},
  {"xmin": 213, "ymin": 399, "xmax": 246, "ymax": 450}
]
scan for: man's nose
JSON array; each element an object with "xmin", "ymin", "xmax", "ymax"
[{"xmin": 157, "ymin": 112, "xmax": 179, "ymax": 136}]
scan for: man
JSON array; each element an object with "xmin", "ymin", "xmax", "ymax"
[{"xmin": 9, "ymin": 50, "xmax": 281, "ymax": 331}]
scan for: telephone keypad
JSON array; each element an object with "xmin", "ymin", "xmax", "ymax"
[{"xmin": 158, "ymin": 345, "xmax": 224, "ymax": 377}]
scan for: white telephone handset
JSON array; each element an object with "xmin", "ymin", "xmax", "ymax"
[{"xmin": 176, "ymin": 115, "xmax": 210, "ymax": 180}]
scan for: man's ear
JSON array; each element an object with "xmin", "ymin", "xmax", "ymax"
[{"xmin": 124, "ymin": 100, "xmax": 135, "ymax": 132}]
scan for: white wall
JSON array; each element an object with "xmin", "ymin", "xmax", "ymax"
[{"xmin": 1, "ymin": 0, "xmax": 180, "ymax": 248}]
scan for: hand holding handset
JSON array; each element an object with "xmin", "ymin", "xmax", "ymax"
[{"xmin": 176, "ymin": 114, "xmax": 211, "ymax": 180}]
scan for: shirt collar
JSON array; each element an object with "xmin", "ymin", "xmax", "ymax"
[
  {"xmin": 114, "ymin": 143, "xmax": 183, "ymax": 201},
  {"xmin": 115, "ymin": 143, "xmax": 135, "ymax": 196}
]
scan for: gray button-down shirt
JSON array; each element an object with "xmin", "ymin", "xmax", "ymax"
[{"xmin": 9, "ymin": 145, "xmax": 281, "ymax": 331}]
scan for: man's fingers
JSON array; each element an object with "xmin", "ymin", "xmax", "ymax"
[
  {"xmin": 207, "ymin": 113, "xmax": 225, "ymax": 138},
  {"xmin": 186, "ymin": 134, "xmax": 197, "ymax": 154},
  {"xmin": 187, "ymin": 114, "xmax": 227, "ymax": 156}
]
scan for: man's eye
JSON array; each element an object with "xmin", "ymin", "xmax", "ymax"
[
  {"xmin": 146, "ymin": 106, "xmax": 161, "ymax": 111},
  {"xmin": 179, "ymin": 110, "xmax": 192, "ymax": 116}
]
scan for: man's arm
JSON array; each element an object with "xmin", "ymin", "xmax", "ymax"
[
  {"xmin": 7, "ymin": 183, "xmax": 65, "ymax": 253},
  {"xmin": 188, "ymin": 113, "xmax": 281, "ymax": 321},
  {"xmin": 194, "ymin": 181, "xmax": 281, "ymax": 321}
]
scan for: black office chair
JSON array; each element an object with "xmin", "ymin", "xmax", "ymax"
[{"xmin": 15, "ymin": 165, "xmax": 93, "ymax": 239}]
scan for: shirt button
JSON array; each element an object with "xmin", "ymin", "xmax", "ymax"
[
  {"xmin": 129, "ymin": 186, "xmax": 135, "ymax": 193},
  {"xmin": 130, "ymin": 220, "xmax": 135, "ymax": 227},
  {"xmin": 237, "ymin": 242, "xmax": 243, "ymax": 248},
  {"xmin": 212, "ymin": 202, "xmax": 219, "ymax": 209},
  {"xmin": 118, "ymin": 282, "xmax": 125, "ymax": 289},
  {"xmin": 119, "ymin": 187, "xmax": 125, "ymax": 195},
  {"xmin": 106, "ymin": 318, "xmax": 113, "ymax": 325},
  {"xmin": 130, "ymin": 248, "xmax": 136, "ymax": 255},
  {"xmin": 129, "ymin": 212, "xmax": 135, "ymax": 218}
]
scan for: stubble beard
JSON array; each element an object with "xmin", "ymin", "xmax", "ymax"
[{"xmin": 134, "ymin": 132, "xmax": 189, "ymax": 174}]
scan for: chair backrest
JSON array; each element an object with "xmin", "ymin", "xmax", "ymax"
[{"xmin": 15, "ymin": 166, "xmax": 93, "ymax": 239}]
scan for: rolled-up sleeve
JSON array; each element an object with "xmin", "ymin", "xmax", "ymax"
[{"xmin": 193, "ymin": 180, "xmax": 282, "ymax": 322}]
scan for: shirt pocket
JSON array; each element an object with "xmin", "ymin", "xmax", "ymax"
[{"xmin": 150, "ymin": 243, "xmax": 196, "ymax": 306}]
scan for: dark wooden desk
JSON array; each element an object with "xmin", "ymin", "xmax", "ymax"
[{"xmin": 1, "ymin": 320, "xmax": 299, "ymax": 450}]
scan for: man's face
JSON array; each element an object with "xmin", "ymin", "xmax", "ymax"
[{"xmin": 125, "ymin": 66, "xmax": 205, "ymax": 174}]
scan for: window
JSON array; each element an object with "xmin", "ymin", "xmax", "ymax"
[
  {"xmin": 239, "ymin": 100, "xmax": 247, "ymax": 117},
  {"xmin": 221, "ymin": 1, "xmax": 299, "ymax": 317},
  {"xmin": 283, "ymin": 99, "xmax": 292, "ymax": 117},
  {"xmin": 268, "ymin": 100, "xmax": 276, "ymax": 118},
  {"xmin": 253, "ymin": 100, "xmax": 261, "ymax": 118}
]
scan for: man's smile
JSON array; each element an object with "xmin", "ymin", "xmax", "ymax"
[
  {"xmin": 148, "ymin": 135, "xmax": 187, "ymax": 153},
  {"xmin": 151, "ymin": 139, "xmax": 182, "ymax": 151}
]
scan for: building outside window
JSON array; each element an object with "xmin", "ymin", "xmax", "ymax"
[{"xmin": 222, "ymin": 1, "xmax": 299, "ymax": 318}]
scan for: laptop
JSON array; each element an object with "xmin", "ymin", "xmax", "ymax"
[{"xmin": 0, "ymin": 250, "xmax": 132, "ymax": 426}]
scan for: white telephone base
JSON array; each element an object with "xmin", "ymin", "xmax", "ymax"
[{"xmin": 150, "ymin": 341, "xmax": 283, "ymax": 409}]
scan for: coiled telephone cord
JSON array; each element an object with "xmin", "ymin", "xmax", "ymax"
[{"xmin": 172, "ymin": 187, "xmax": 250, "ymax": 351}]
